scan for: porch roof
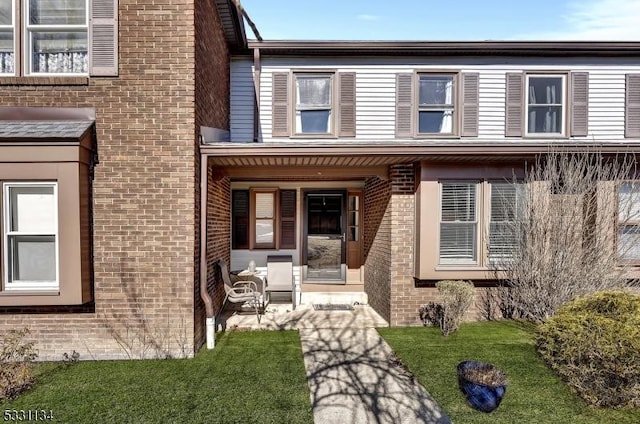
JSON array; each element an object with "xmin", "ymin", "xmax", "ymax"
[{"xmin": 200, "ymin": 140, "xmax": 640, "ymax": 169}]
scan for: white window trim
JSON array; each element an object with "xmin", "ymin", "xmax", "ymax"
[
  {"xmin": 22, "ymin": 0, "xmax": 91, "ymax": 77},
  {"xmin": 293, "ymin": 72, "xmax": 335, "ymax": 136},
  {"xmin": 438, "ymin": 180, "xmax": 480, "ymax": 266},
  {"xmin": 0, "ymin": 0, "xmax": 16, "ymax": 75},
  {"xmin": 524, "ymin": 73, "xmax": 567, "ymax": 137},
  {"xmin": 3, "ymin": 181, "xmax": 59, "ymax": 291},
  {"xmin": 416, "ymin": 73, "xmax": 457, "ymax": 136}
]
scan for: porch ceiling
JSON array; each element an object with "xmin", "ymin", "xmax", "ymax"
[{"xmin": 201, "ymin": 141, "xmax": 640, "ymax": 180}]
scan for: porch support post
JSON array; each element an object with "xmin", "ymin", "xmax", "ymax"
[
  {"xmin": 199, "ymin": 154, "xmax": 215, "ymax": 349},
  {"xmin": 388, "ymin": 164, "xmax": 417, "ymax": 326}
]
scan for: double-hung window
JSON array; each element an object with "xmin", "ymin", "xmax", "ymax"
[
  {"xmin": 272, "ymin": 71, "xmax": 356, "ymax": 138},
  {"xmin": 3, "ymin": 182, "xmax": 58, "ymax": 290},
  {"xmin": 27, "ymin": 0, "xmax": 88, "ymax": 74},
  {"xmin": 525, "ymin": 74, "xmax": 566, "ymax": 136},
  {"xmin": 439, "ymin": 182, "xmax": 478, "ymax": 265},
  {"xmin": 506, "ymin": 72, "xmax": 587, "ymax": 138},
  {"xmin": 0, "ymin": 0, "xmax": 15, "ymax": 74},
  {"xmin": 418, "ymin": 74, "xmax": 456, "ymax": 135},
  {"xmin": 232, "ymin": 189, "xmax": 297, "ymax": 250},
  {"xmin": 488, "ymin": 182, "xmax": 524, "ymax": 263},
  {"xmin": 617, "ymin": 182, "xmax": 640, "ymax": 261},
  {"xmin": 438, "ymin": 180, "xmax": 524, "ymax": 266},
  {"xmin": 294, "ymin": 74, "xmax": 333, "ymax": 135},
  {"xmin": 0, "ymin": 0, "xmax": 119, "ymax": 77}
]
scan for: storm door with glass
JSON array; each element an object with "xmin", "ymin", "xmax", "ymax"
[{"xmin": 304, "ymin": 192, "xmax": 346, "ymax": 282}]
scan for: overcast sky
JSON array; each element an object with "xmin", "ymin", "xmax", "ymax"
[{"xmin": 240, "ymin": 0, "xmax": 640, "ymax": 41}]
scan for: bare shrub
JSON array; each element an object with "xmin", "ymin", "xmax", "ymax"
[
  {"xmin": 0, "ymin": 329, "xmax": 38, "ymax": 401},
  {"xmin": 420, "ymin": 281, "xmax": 474, "ymax": 336},
  {"xmin": 438, "ymin": 280, "xmax": 475, "ymax": 336},
  {"xmin": 490, "ymin": 150, "xmax": 638, "ymax": 322}
]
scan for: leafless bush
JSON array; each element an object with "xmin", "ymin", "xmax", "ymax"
[
  {"xmin": 0, "ymin": 329, "xmax": 38, "ymax": 401},
  {"xmin": 420, "ymin": 280, "xmax": 474, "ymax": 336},
  {"xmin": 490, "ymin": 150, "xmax": 638, "ymax": 322}
]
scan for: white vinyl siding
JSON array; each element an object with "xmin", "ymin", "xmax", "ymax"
[
  {"xmin": 439, "ymin": 182, "xmax": 478, "ymax": 265},
  {"xmin": 231, "ymin": 56, "xmax": 637, "ymax": 143},
  {"xmin": 3, "ymin": 182, "xmax": 59, "ymax": 290}
]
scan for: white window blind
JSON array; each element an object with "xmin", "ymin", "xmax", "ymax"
[
  {"xmin": 439, "ymin": 182, "xmax": 478, "ymax": 264},
  {"xmin": 488, "ymin": 182, "xmax": 523, "ymax": 261},
  {"xmin": 4, "ymin": 183, "xmax": 58, "ymax": 289},
  {"xmin": 255, "ymin": 192, "xmax": 274, "ymax": 245},
  {"xmin": 295, "ymin": 75, "xmax": 332, "ymax": 134},
  {"xmin": 618, "ymin": 182, "xmax": 640, "ymax": 260}
]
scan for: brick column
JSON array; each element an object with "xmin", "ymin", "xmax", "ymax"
[{"xmin": 388, "ymin": 164, "xmax": 418, "ymax": 326}]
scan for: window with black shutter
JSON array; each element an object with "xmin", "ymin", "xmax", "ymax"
[{"xmin": 232, "ymin": 190, "xmax": 249, "ymax": 249}]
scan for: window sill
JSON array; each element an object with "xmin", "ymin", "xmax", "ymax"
[
  {"xmin": 290, "ymin": 134, "xmax": 338, "ymax": 139},
  {"xmin": 435, "ymin": 265, "xmax": 486, "ymax": 271},
  {"xmin": 522, "ymin": 133, "xmax": 568, "ymax": 139},
  {"xmin": 0, "ymin": 290, "xmax": 60, "ymax": 296},
  {"xmin": 414, "ymin": 134, "xmax": 460, "ymax": 139},
  {"xmin": 0, "ymin": 76, "xmax": 89, "ymax": 86}
]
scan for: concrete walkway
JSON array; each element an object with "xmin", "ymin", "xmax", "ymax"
[{"xmin": 298, "ymin": 313, "xmax": 450, "ymax": 423}]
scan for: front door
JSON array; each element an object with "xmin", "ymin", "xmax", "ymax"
[{"xmin": 303, "ymin": 191, "xmax": 346, "ymax": 282}]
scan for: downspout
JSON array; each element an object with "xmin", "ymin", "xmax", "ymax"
[
  {"xmin": 199, "ymin": 153, "xmax": 215, "ymax": 349},
  {"xmin": 253, "ymin": 47, "xmax": 261, "ymax": 142}
]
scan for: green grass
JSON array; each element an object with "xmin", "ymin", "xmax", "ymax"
[
  {"xmin": 379, "ymin": 321, "xmax": 640, "ymax": 424},
  {"xmin": 3, "ymin": 331, "xmax": 313, "ymax": 424}
]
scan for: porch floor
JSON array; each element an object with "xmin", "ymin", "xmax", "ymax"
[{"xmin": 217, "ymin": 302, "xmax": 389, "ymax": 331}]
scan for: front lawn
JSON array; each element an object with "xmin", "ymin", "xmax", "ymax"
[
  {"xmin": 3, "ymin": 331, "xmax": 313, "ymax": 424},
  {"xmin": 379, "ymin": 321, "xmax": 640, "ymax": 424}
]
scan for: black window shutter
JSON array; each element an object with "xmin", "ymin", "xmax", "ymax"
[
  {"xmin": 279, "ymin": 190, "xmax": 296, "ymax": 249},
  {"xmin": 232, "ymin": 190, "xmax": 250, "ymax": 249}
]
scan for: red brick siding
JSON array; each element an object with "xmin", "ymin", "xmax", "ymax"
[
  {"xmin": 363, "ymin": 176, "xmax": 392, "ymax": 322},
  {"xmin": 194, "ymin": 168, "xmax": 230, "ymax": 349},
  {"xmin": 0, "ymin": 0, "xmax": 230, "ymax": 359},
  {"xmin": 388, "ymin": 165, "xmax": 419, "ymax": 326},
  {"xmin": 193, "ymin": 0, "xmax": 231, "ymax": 353}
]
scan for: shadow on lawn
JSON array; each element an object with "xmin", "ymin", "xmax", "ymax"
[{"xmin": 226, "ymin": 306, "xmax": 451, "ymax": 424}]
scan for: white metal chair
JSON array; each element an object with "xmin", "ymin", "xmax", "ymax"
[
  {"xmin": 266, "ymin": 255, "xmax": 296, "ymax": 310},
  {"xmin": 216, "ymin": 259, "xmax": 262, "ymax": 322}
]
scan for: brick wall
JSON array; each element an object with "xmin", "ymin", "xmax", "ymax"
[
  {"xmin": 0, "ymin": 0, "xmax": 230, "ymax": 359},
  {"xmin": 193, "ymin": 168, "xmax": 230, "ymax": 349},
  {"xmin": 363, "ymin": 176, "xmax": 392, "ymax": 322},
  {"xmin": 193, "ymin": 0, "xmax": 231, "ymax": 353}
]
